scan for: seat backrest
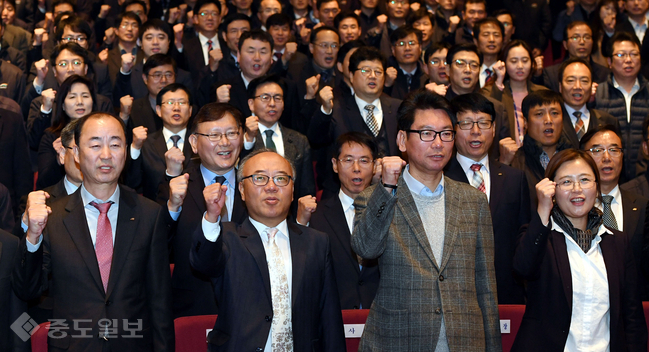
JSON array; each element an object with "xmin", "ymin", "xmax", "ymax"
[
  {"xmin": 498, "ymin": 304, "xmax": 526, "ymax": 352},
  {"xmin": 342, "ymin": 309, "xmax": 370, "ymax": 352},
  {"xmin": 31, "ymin": 321, "xmax": 50, "ymax": 352},
  {"xmin": 174, "ymin": 315, "xmax": 218, "ymax": 352}
]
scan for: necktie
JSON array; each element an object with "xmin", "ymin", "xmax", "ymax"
[
  {"xmin": 602, "ymin": 195, "xmax": 619, "ymax": 230},
  {"xmin": 264, "ymin": 129, "xmax": 277, "ymax": 151},
  {"xmin": 470, "ymin": 163, "xmax": 486, "ymax": 194},
  {"xmin": 320, "ymin": 69, "xmax": 332, "ymax": 83},
  {"xmin": 485, "ymin": 68, "xmax": 494, "ymax": 85},
  {"xmin": 266, "ymin": 228, "xmax": 294, "ymax": 351},
  {"xmin": 405, "ymin": 73, "xmax": 413, "ymax": 92},
  {"xmin": 90, "ymin": 201, "xmax": 114, "ymax": 292},
  {"xmin": 364, "ymin": 104, "xmax": 379, "ymax": 136},
  {"xmin": 170, "ymin": 135, "xmax": 181, "ymax": 149},
  {"xmin": 207, "ymin": 39, "xmax": 213, "ymax": 52},
  {"xmin": 274, "ymin": 52, "xmax": 283, "ymax": 62},
  {"xmin": 213, "ymin": 175, "xmax": 229, "ymax": 222},
  {"xmin": 540, "ymin": 152, "xmax": 550, "ymax": 170},
  {"xmin": 574, "ymin": 111, "xmax": 585, "ymax": 140}
]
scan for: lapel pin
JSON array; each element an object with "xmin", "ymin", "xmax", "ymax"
[
  {"xmin": 633, "ymin": 208, "xmax": 638, "ymax": 211},
  {"xmin": 498, "ymin": 172, "xmax": 503, "ymax": 176},
  {"xmin": 130, "ymin": 217, "xmax": 135, "ymax": 221}
]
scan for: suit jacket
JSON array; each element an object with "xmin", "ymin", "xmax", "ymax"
[
  {"xmin": 542, "ymin": 58, "xmax": 610, "ymax": 93},
  {"xmin": 383, "ymin": 62, "xmax": 428, "ymax": 100},
  {"xmin": 511, "ymin": 213, "xmax": 647, "ymax": 352},
  {"xmin": 0, "ymin": 60, "xmax": 25, "ymax": 112},
  {"xmin": 3, "ymin": 24, "xmax": 31, "ymax": 59},
  {"xmin": 444, "ymin": 156, "xmax": 530, "ymax": 304},
  {"xmin": 124, "ymin": 129, "xmax": 195, "ymax": 201},
  {"xmin": 112, "ymin": 63, "xmax": 194, "ymax": 105},
  {"xmin": 562, "ymin": 107, "xmax": 620, "ymax": 148},
  {"xmin": 12, "ymin": 186, "xmax": 174, "ymax": 351},
  {"xmin": 181, "ymin": 34, "xmax": 210, "ymax": 86},
  {"xmin": 128, "ymin": 97, "xmax": 162, "ymax": 134},
  {"xmin": 157, "ymin": 163, "xmax": 248, "ymax": 317},
  {"xmin": 0, "ymin": 38, "xmax": 25, "ymax": 72},
  {"xmin": 351, "ymin": 176, "xmax": 501, "ymax": 352},
  {"xmin": 0, "ymin": 183, "xmax": 14, "ymax": 233},
  {"xmin": 106, "ymin": 45, "xmax": 145, "ymax": 87},
  {"xmin": 0, "ymin": 228, "xmax": 27, "ymax": 352},
  {"xmin": 189, "ymin": 218, "xmax": 346, "ymax": 352},
  {"xmin": 0, "ymin": 107, "xmax": 32, "ymax": 222},
  {"xmin": 620, "ymin": 189, "xmax": 649, "ymax": 300},
  {"xmin": 310, "ymin": 193, "xmax": 380, "ymax": 309}
]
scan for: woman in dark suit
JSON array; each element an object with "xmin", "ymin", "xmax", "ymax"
[{"xmin": 512, "ymin": 149, "xmax": 647, "ymax": 352}]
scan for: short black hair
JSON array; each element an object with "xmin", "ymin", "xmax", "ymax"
[
  {"xmin": 191, "ymin": 103, "xmax": 243, "ymax": 133},
  {"xmin": 334, "ymin": 10, "xmax": 360, "ymax": 29},
  {"xmin": 55, "ymin": 15, "xmax": 92, "ymax": 42},
  {"xmin": 407, "ymin": 8, "xmax": 435, "ymax": 26},
  {"xmin": 143, "ymin": 54, "xmax": 177, "ymax": 75},
  {"xmin": 52, "ymin": 0, "xmax": 76, "ymax": 12},
  {"xmin": 521, "ymin": 90, "xmax": 563, "ymax": 120},
  {"xmin": 238, "ymin": 29, "xmax": 274, "ymax": 52},
  {"xmin": 122, "ymin": 0, "xmax": 147, "ymax": 13},
  {"xmin": 50, "ymin": 74, "xmax": 97, "ymax": 135},
  {"xmin": 316, "ymin": 0, "xmax": 337, "ymax": 10},
  {"xmin": 472, "ymin": 17, "xmax": 504, "ymax": 40},
  {"xmin": 563, "ymin": 20, "xmax": 591, "ymax": 42},
  {"xmin": 246, "ymin": 74, "xmax": 286, "ymax": 99},
  {"xmin": 397, "ymin": 89, "xmax": 456, "ymax": 131},
  {"xmin": 50, "ymin": 42, "xmax": 90, "ymax": 64},
  {"xmin": 74, "ymin": 112, "xmax": 126, "ymax": 146},
  {"xmin": 492, "ymin": 8, "xmax": 515, "ymax": 22},
  {"xmin": 139, "ymin": 19, "xmax": 172, "ymax": 42},
  {"xmin": 450, "ymin": 93, "xmax": 495, "ymax": 120},
  {"xmin": 463, "ymin": 0, "xmax": 486, "ymax": 11},
  {"xmin": 266, "ymin": 13, "xmax": 292, "ymax": 28},
  {"xmin": 337, "ymin": 39, "xmax": 364, "ymax": 63},
  {"xmin": 557, "ymin": 57, "xmax": 592, "ymax": 84},
  {"xmin": 117, "ymin": 11, "xmax": 142, "ymax": 27},
  {"xmin": 349, "ymin": 46, "xmax": 386, "ymax": 73},
  {"xmin": 579, "ymin": 125, "xmax": 622, "ymax": 150},
  {"xmin": 423, "ymin": 41, "xmax": 451, "ymax": 63},
  {"xmin": 194, "ymin": 0, "xmax": 222, "ymax": 14},
  {"xmin": 310, "ymin": 25, "xmax": 339, "ymax": 43},
  {"xmin": 222, "ymin": 13, "xmax": 252, "ymax": 30},
  {"xmin": 156, "ymin": 83, "xmax": 192, "ymax": 106},
  {"xmin": 606, "ymin": 31, "xmax": 641, "ymax": 58},
  {"xmin": 390, "ymin": 25, "xmax": 423, "ymax": 46},
  {"xmin": 446, "ymin": 43, "xmax": 483, "ymax": 67},
  {"xmin": 333, "ymin": 131, "xmax": 380, "ymax": 159}
]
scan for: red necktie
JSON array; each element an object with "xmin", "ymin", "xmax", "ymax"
[
  {"xmin": 207, "ymin": 40, "xmax": 213, "ymax": 52},
  {"xmin": 91, "ymin": 201, "xmax": 114, "ymax": 292},
  {"xmin": 274, "ymin": 52, "xmax": 282, "ymax": 62}
]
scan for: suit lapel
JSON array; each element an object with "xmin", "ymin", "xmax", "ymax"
[
  {"xmin": 621, "ymin": 190, "xmax": 640, "ymax": 236},
  {"xmin": 62, "ymin": 191, "xmax": 105, "ymax": 293},
  {"xmin": 231, "ymin": 181, "xmax": 246, "ymax": 222},
  {"xmin": 488, "ymin": 159, "xmax": 506, "ymax": 212},
  {"xmin": 380, "ymin": 96, "xmax": 398, "ymax": 155},
  {"xmin": 106, "ymin": 187, "xmax": 139, "ymax": 298},
  {"xmin": 153, "ymin": 131, "xmax": 167, "ymax": 162},
  {"xmin": 549, "ymin": 231, "xmax": 573, "ymax": 310},
  {"xmin": 600, "ymin": 234, "xmax": 621, "ymax": 318},
  {"xmin": 281, "ymin": 125, "xmax": 298, "ymax": 162},
  {"xmin": 287, "ymin": 221, "xmax": 306, "ymax": 307},
  {"xmin": 188, "ymin": 167, "xmax": 207, "ymax": 213},
  {"xmin": 240, "ymin": 219, "xmax": 272, "ymax": 304},
  {"xmin": 439, "ymin": 178, "xmax": 459, "ymax": 271},
  {"xmin": 323, "ymin": 196, "xmax": 360, "ymax": 274}
]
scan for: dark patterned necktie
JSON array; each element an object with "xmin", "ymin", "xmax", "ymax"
[
  {"xmin": 602, "ymin": 195, "xmax": 619, "ymax": 230},
  {"xmin": 574, "ymin": 111, "xmax": 585, "ymax": 140},
  {"xmin": 213, "ymin": 176, "xmax": 228, "ymax": 221},
  {"xmin": 170, "ymin": 135, "xmax": 181, "ymax": 148},
  {"xmin": 364, "ymin": 104, "xmax": 378, "ymax": 136}
]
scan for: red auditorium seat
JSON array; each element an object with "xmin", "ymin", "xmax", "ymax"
[
  {"xmin": 174, "ymin": 315, "xmax": 218, "ymax": 352},
  {"xmin": 498, "ymin": 305, "xmax": 525, "ymax": 352},
  {"xmin": 342, "ymin": 309, "xmax": 370, "ymax": 352},
  {"xmin": 31, "ymin": 321, "xmax": 50, "ymax": 352},
  {"xmin": 644, "ymin": 302, "xmax": 649, "ymax": 352}
]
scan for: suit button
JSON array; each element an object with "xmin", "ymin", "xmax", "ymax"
[
  {"xmin": 358, "ymin": 280, "xmax": 364, "ymax": 286},
  {"xmin": 380, "ymin": 205, "xmax": 385, "ymax": 210},
  {"xmin": 439, "ymin": 275, "xmax": 444, "ymax": 281},
  {"xmin": 256, "ymin": 348, "xmax": 263, "ymax": 352},
  {"xmin": 435, "ymin": 308, "xmax": 441, "ymax": 314},
  {"xmin": 105, "ymin": 300, "xmax": 111, "ymax": 306},
  {"xmin": 265, "ymin": 315, "xmax": 271, "ymax": 322}
]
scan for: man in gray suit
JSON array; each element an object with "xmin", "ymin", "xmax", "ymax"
[{"xmin": 351, "ymin": 89, "xmax": 501, "ymax": 352}]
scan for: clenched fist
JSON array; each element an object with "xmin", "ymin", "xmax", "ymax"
[
  {"xmin": 384, "ymin": 67, "xmax": 397, "ymax": 87},
  {"xmin": 34, "ymin": 59, "xmax": 49, "ymax": 87},
  {"xmin": 424, "ymin": 82, "xmax": 448, "ymax": 96},
  {"xmin": 244, "ymin": 115, "xmax": 259, "ymax": 142},
  {"xmin": 168, "ymin": 173, "xmax": 190, "ymax": 212},
  {"xmin": 25, "ymin": 191, "xmax": 52, "ymax": 244},
  {"xmin": 209, "ymin": 49, "xmax": 223, "ymax": 72},
  {"xmin": 498, "ymin": 137, "xmax": 520, "ymax": 166},
  {"xmin": 535, "ymin": 178, "xmax": 556, "ymax": 226},
  {"xmin": 204, "ymin": 182, "xmax": 228, "ymax": 223},
  {"xmin": 296, "ymin": 195, "xmax": 317, "ymax": 225},
  {"xmin": 121, "ymin": 52, "xmax": 135, "ymax": 73},
  {"xmin": 165, "ymin": 147, "xmax": 185, "ymax": 177},
  {"xmin": 41, "ymin": 88, "xmax": 56, "ymax": 112},
  {"xmin": 120, "ymin": 95, "xmax": 134, "ymax": 122},
  {"xmin": 132, "ymin": 126, "xmax": 148, "ymax": 150},
  {"xmin": 98, "ymin": 48, "xmax": 109, "ymax": 64},
  {"xmin": 380, "ymin": 156, "xmax": 406, "ymax": 189},
  {"xmin": 305, "ymin": 74, "xmax": 320, "ymax": 100},
  {"xmin": 216, "ymin": 84, "xmax": 231, "ymax": 103},
  {"xmin": 319, "ymin": 86, "xmax": 334, "ymax": 114}
]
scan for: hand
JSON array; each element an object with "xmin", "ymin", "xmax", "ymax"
[
  {"xmin": 566, "ymin": 0, "xmax": 575, "ymax": 16},
  {"xmin": 532, "ymin": 48, "xmax": 542, "ymax": 58},
  {"xmin": 377, "ymin": 14, "xmax": 388, "ymax": 29},
  {"xmin": 131, "ymin": 126, "xmax": 148, "ymax": 150},
  {"xmin": 173, "ymin": 23, "xmax": 184, "ymax": 49},
  {"xmin": 296, "ymin": 195, "xmax": 317, "ymax": 224},
  {"xmin": 381, "ymin": 156, "xmax": 406, "ymax": 188},
  {"xmin": 534, "ymin": 55, "xmax": 544, "ymax": 77},
  {"xmin": 498, "ymin": 137, "xmax": 520, "ymax": 165},
  {"xmin": 119, "ymin": 95, "xmax": 134, "ymax": 121},
  {"xmin": 52, "ymin": 137, "xmax": 63, "ymax": 165},
  {"xmin": 104, "ymin": 27, "xmax": 116, "ymax": 46},
  {"xmin": 121, "ymin": 52, "xmax": 135, "ymax": 73},
  {"xmin": 204, "ymin": 182, "xmax": 228, "ymax": 223},
  {"xmin": 98, "ymin": 48, "xmax": 109, "ymax": 64},
  {"xmin": 603, "ymin": 13, "xmax": 616, "ymax": 33},
  {"xmin": 25, "ymin": 191, "xmax": 51, "ymax": 244},
  {"xmin": 305, "ymin": 74, "xmax": 320, "ymax": 100},
  {"xmin": 282, "ymin": 42, "xmax": 297, "ymax": 65},
  {"xmin": 216, "ymin": 84, "xmax": 231, "ymax": 103},
  {"xmin": 372, "ymin": 157, "xmax": 382, "ymax": 185},
  {"xmin": 208, "ymin": 48, "xmax": 223, "ymax": 72},
  {"xmin": 165, "ymin": 147, "xmax": 186, "ymax": 176},
  {"xmin": 536, "ymin": 178, "xmax": 556, "ymax": 226},
  {"xmin": 354, "ymin": 9, "xmax": 361, "ymax": 15},
  {"xmin": 319, "ymin": 86, "xmax": 334, "ymax": 114},
  {"xmin": 493, "ymin": 60, "xmax": 506, "ymax": 86},
  {"xmin": 34, "ymin": 59, "xmax": 49, "ymax": 86},
  {"xmin": 448, "ymin": 15, "xmax": 461, "ymax": 32},
  {"xmin": 410, "ymin": 2, "xmax": 421, "ymax": 11},
  {"xmin": 41, "ymin": 88, "xmax": 56, "ymax": 111},
  {"xmin": 590, "ymin": 82, "xmax": 598, "ymax": 103},
  {"xmin": 99, "ymin": 4, "xmax": 111, "ymax": 18},
  {"xmin": 244, "ymin": 115, "xmax": 259, "ymax": 142},
  {"xmin": 299, "ymin": 25, "xmax": 311, "ymax": 44},
  {"xmin": 168, "ymin": 173, "xmax": 189, "ymax": 212},
  {"xmin": 424, "ymin": 82, "xmax": 448, "ymax": 95},
  {"xmin": 384, "ymin": 67, "xmax": 397, "ymax": 87},
  {"xmin": 33, "ymin": 28, "xmax": 46, "ymax": 46},
  {"xmin": 44, "ymin": 12, "xmax": 53, "ymax": 29},
  {"xmin": 167, "ymin": 6, "xmax": 181, "ymax": 23}
]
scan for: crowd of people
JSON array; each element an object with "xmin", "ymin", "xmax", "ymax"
[{"xmin": 2, "ymin": 0, "xmax": 649, "ymax": 350}]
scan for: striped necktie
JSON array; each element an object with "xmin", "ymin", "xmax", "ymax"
[
  {"xmin": 574, "ymin": 111, "xmax": 585, "ymax": 140},
  {"xmin": 364, "ymin": 104, "xmax": 379, "ymax": 136},
  {"xmin": 470, "ymin": 163, "xmax": 486, "ymax": 194}
]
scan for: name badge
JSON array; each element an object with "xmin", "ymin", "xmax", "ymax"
[
  {"xmin": 344, "ymin": 324, "xmax": 365, "ymax": 338},
  {"xmin": 500, "ymin": 319, "xmax": 511, "ymax": 333}
]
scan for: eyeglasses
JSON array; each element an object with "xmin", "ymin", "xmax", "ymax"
[
  {"xmin": 429, "ymin": 58, "xmax": 447, "ymax": 66},
  {"xmin": 321, "ymin": 8, "xmax": 340, "ymax": 15},
  {"xmin": 61, "ymin": 36, "xmax": 87, "ymax": 44},
  {"xmin": 500, "ymin": 22, "xmax": 512, "ymax": 28},
  {"xmin": 313, "ymin": 42, "xmax": 339, "ymax": 50},
  {"xmin": 262, "ymin": 8, "xmax": 280, "ymax": 13},
  {"xmin": 613, "ymin": 52, "xmax": 640, "ymax": 59},
  {"xmin": 453, "ymin": 59, "xmax": 480, "ymax": 71},
  {"xmin": 389, "ymin": 0, "xmax": 408, "ymax": 5},
  {"xmin": 587, "ymin": 146, "xmax": 622, "ymax": 157},
  {"xmin": 405, "ymin": 129, "xmax": 455, "ymax": 142},
  {"xmin": 338, "ymin": 156, "xmax": 374, "ymax": 168},
  {"xmin": 199, "ymin": 11, "xmax": 219, "ymax": 18},
  {"xmin": 556, "ymin": 178, "xmax": 596, "ymax": 191},
  {"xmin": 56, "ymin": 60, "xmax": 84, "ymax": 68},
  {"xmin": 394, "ymin": 40, "xmax": 419, "ymax": 47},
  {"xmin": 120, "ymin": 22, "xmax": 139, "ymax": 29},
  {"xmin": 194, "ymin": 130, "xmax": 240, "ymax": 141},
  {"xmin": 568, "ymin": 35, "xmax": 592, "ymax": 42},
  {"xmin": 161, "ymin": 100, "xmax": 189, "ymax": 107},
  {"xmin": 457, "ymin": 120, "xmax": 493, "ymax": 130},
  {"xmin": 254, "ymin": 94, "xmax": 284, "ymax": 103},
  {"xmin": 241, "ymin": 174, "xmax": 293, "ymax": 186},
  {"xmin": 358, "ymin": 67, "xmax": 384, "ymax": 77},
  {"xmin": 148, "ymin": 72, "xmax": 175, "ymax": 81}
]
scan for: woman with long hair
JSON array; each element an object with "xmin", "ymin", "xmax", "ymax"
[{"xmin": 591, "ymin": 0, "xmax": 619, "ymax": 67}]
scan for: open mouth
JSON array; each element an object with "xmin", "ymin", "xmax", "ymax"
[
  {"xmin": 570, "ymin": 196, "xmax": 585, "ymax": 206},
  {"xmin": 216, "ymin": 151, "xmax": 232, "ymax": 158},
  {"xmin": 75, "ymin": 108, "xmax": 86, "ymax": 115},
  {"xmin": 543, "ymin": 128, "xmax": 554, "ymax": 137},
  {"xmin": 368, "ymin": 82, "xmax": 377, "ymax": 89},
  {"xmin": 469, "ymin": 141, "xmax": 483, "ymax": 148},
  {"xmin": 351, "ymin": 177, "xmax": 364, "ymax": 185},
  {"xmin": 324, "ymin": 56, "xmax": 334, "ymax": 65},
  {"xmin": 462, "ymin": 77, "xmax": 472, "ymax": 84}
]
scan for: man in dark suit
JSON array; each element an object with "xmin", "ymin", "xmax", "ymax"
[
  {"xmin": 559, "ymin": 57, "xmax": 619, "ymax": 148},
  {"xmin": 211, "ymin": 13, "xmax": 250, "ymax": 83},
  {"xmin": 0, "ymin": 228, "xmax": 26, "ymax": 352},
  {"xmin": 181, "ymin": 0, "xmax": 224, "ymax": 85},
  {"xmin": 190, "ymin": 149, "xmax": 346, "ymax": 351},
  {"xmin": 300, "ymin": 132, "xmax": 380, "ymax": 309},
  {"xmin": 580, "ymin": 126, "xmax": 649, "ymax": 299},
  {"xmin": 0, "ymin": 106, "xmax": 32, "ymax": 224},
  {"xmin": 543, "ymin": 21, "xmax": 611, "ymax": 93},
  {"xmin": 13, "ymin": 112, "xmax": 174, "ymax": 351},
  {"xmin": 125, "ymin": 84, "xmax": 194, "ymax": 201},
  {"xmin": 445, "ymin": 93, "xmax": 530, "ymax": 304},
  {"xmin": 3, "ymin": 22, "xmax": 30, "ymax": 59},
  {"xmin": 160, "ymin": 103, "xmax": 247, "ymax": 317},
  {"xmin": 242, "ymin": 75, "xmax": 315, "ymax": 213},
  {"xmin": 105, "ymin": 12, "xmax": 144, "ymax": 87},
  {"xmin": 384, "ymin": 26, "xmax": 428, "ymax": 100}
]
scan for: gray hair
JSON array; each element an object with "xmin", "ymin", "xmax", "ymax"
[{"xmin": 237, "ymin": 148, "xmax": 297, "ymax": 184}]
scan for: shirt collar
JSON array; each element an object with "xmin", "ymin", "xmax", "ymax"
[
  {"xmin": 399, "ymin": 65, "xmax": 417, "ymax": 76},
  {"xmin": 241, "ymin": 72, "xmax": 250, "ymax": 88},
  {"xmin": 338, "ymin": 189, "xmax": 354, "ymax": 212},
  {"xmin": 564, "ymin": 103, "xmax": 589, "ymax": 121},
  {"xmin": 403, "ymin": 164, "xmax": 444, "ymax": 197},
  {"xmin": 80, "ymin": 183, "xmax": 120, "ymax": 207},
  {"xmin": 63, "ymin": 175, "xmax": 80, "ymax": 195},
  {"xmin": 602, "ymin": 184, "xmax": 621, "ymax": 204},
  {"xmin": 612, "ymin": 76, "xmax": 640, "ymax": 94},
  {"xmin": 198, "ymin": 32, "xmax": 219, "ymax": 46},
  {"xmin": 199, "ymin": 164, "xmax": 236, "ymax": 187},
  {"xmin": 628, "ymin": 16, "xmax": 648, "ymax": 29},
  {"xmin": 456, "ymin": 153, "xmax": 490, "ymax": 175},
  {"xmin": 354, "ymin": 94, "xmax": 380, "ymax": 112},
  {"xmin": 162, "ymin": 127, "xmax": 187, "ymax": 144},
  {"xmin": 551, "ymin": 217, "xmax": 614, "ymax": 239},
  {"xmin": 249, "ymin": 217, "xmax": 290, "ymax": 243},
  {"xmin": 258, "ymin": 122, "xmax": 279, "ymax": 135}
]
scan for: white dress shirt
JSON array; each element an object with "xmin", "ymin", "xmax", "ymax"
[
  {"xmin": 198, "ymin": 32, "xmax": 221, "ymax": 66},
  {"xmin": 551, "ymin": 218, "xmax": 612, "ymax": 352},
  {"xmin": 596, "ymin": 185, "xmax": 624, "ymax": 231},
  {"xmin": 339, "ymin": 189, "xmax": 355, "ymax": 234},
  {"xmin": 628, "ymin": 17, "xmax": 648, "ymax": 43},
  {"xmin": 201, "ymin": 216, "xmax": 292, "ymax": 352},
  {"xmin": 564, "ymin": 104, "xmax": 591, "ymax": 132},
  {"xmin": 479, "ymin": 63, "xmax": 496, "ymax": 88},
  {"xmin": 612, "ymin": 77, "xmax": 640, "ymax": 123},
  {"xmin": 131, "ymin": 127, "xmax": 187, "ymax": 159},
  {"xmin": 243, "ymin": 122, "xmax": 285, "ymax": 156},
  {"xmin": 354, "ymin": 95, "xmax": 383, "ymax": 131},
  {"xmin": 63, "ymin": 175, "xmax": 81, "ymax": 195},
  {"xmin": 455, "ymin": 153, "xmax": 491, "ymax": 202}
]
